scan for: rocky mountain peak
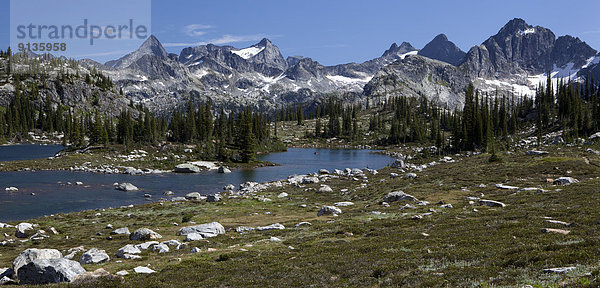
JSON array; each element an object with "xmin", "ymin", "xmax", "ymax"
[
  {"xmin": 139, "ymin": 35, "xmax": 168, "ymax": 58},
  {"xmin": 105, "ymin": 35, "xmax": 168, "ymax": 69},
  {"xmin": 498, "ymin": 18, "xmax": 532, "ymax": 35},
  {"xmin": 417, "ymin": 34, "xmax": 466, "ymax": 66},
  {"xmin": 382, "ymin": 42, "xmax": 417, "ymax": 59}
]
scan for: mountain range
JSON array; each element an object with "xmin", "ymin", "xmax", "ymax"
[{"xmin": 19, "ymin": 18, "xmax": 600, "ymax": 113}]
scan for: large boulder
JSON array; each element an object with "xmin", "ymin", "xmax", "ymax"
[
  {"xmin": 129, "ymin": 228, "xmax": 162, "ymax": 241},
  {"xmin": 318, "ymin": 185, "xmax": 333, "ymax": 193},
  {"xmin": 178, "ymin": 222, "xmax": 225, "ymax": 238},
  {"xmin": 13, "ymin": 248, "xmax": 62, "ymax": 276},
  {"xmin": 384, "ymin": 191, "xmax": 419, "ymax": 202},
  {"xmin": 15, "ymin": 223, "xmax": 35, "ymax": 238},
  {"xmin": 174, "ymin": 163, "xmax": 201, "ymax": 173},
  {"xmin": 17, "ymin": 258, "xmax": 85, "ymax": 284},
  {"xmin": 80, "ymin": 248, "xmax": 110, "ymax": 264},
  {"xmin": 115, "ymin": 183, "xmax": 139, "ymax": 191}
]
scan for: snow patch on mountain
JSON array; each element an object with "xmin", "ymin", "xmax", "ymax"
[
  {"xmin": 400, "ymin": 50, "xmax": 418, "ymax": 59},
  {"xmin": 232, "ymin": 47, "xmax": 265, "ymax": 59},
  {"xmin": 326, "ymin": 75, "xmax": 373, "ymax": 85},
  {"xmin": 477, "ymin": 78, "xmax": 536, "ymax": 97},
  {"xmin": 518, "ymin": 28, "xmax": 536, "ymax": 35}
]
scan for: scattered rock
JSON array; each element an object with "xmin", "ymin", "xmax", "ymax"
[
  {"xmin": 185, "ymin": 192, "xmax": 204, "ymax": 200},
  {"xmin": 178, "ymin": 222, "xmax": 225, "ymax": 238},
  {"xmin": 541, "ymin": 228, "xmax": 570, "ymax": 235},
  {"xmin": 116, "ymin": 245, "xmax": 142, "ymax": 258},
  {"xmin": 161, "ymin": 240, "xmax": 182, "ymax": 247},
  {"xmin": 116, "ymin": 270, "xmax": 129, "ymax": 276},
  {"xmin": 0, "ymin": 275, "xmax": 14, "ymax": 285},
  {"xmin": 129, "ymin": 228, "xmax": 162, "ymax": 241},
  {"xmin": 191, "ymin": 247, "xmax": 202, "ymax": 253},
  {"xmin": 207, "ymin": 194, "xmax": 221, "ymax": 202},
  {"xmin": 174, "ymin": 163, "xmax": 201, "ymax": 173},
  {"xmin": 384, "ymin": 191, "xmax": 418, "ymax": 202},
  {"xmin": 13, "ymin": 248, "xmax": 63, "ymax": 276},
  {"xmin": 223, "ymin": 184, "xmax": 235, "ymax": 191},
  {"xmin": 80, "ymin": 248, "xmax": 110, "ymax": 264},
  {"xmin": 405, "ymin": 173, "xmax": 417, "ymax": 179},
  {"xmin": 440, "ymin": 204, "xmax": 453, "ymax": 208},
  {"xmin": 546, "ymin": 219, "xmax": 571, "ymax": 226},
  {"xmin": 163, "ymin": 191, "xmax": 174, "ymax": 196},
  {"xmin": 319, "ymin": 169, "xmax": 330, "ymax": 174},
  {"xmin": 391, "ymin": 159, "xmax": 405, "ymax": 168},
  {"xmin": 110, "ymin": 227, "xmax": 130, "ymax": 235},
  {"xmin": 269, "ymin": 237, "xmax": 282, "ymax": 242},
  {"xmin": 17, "ymin": 258, "xmax": 86, "ymax": 284},
  {"xmin": 0, "ymin": 268, "xmax": 13, "ymax": 280},
  {"xmin": 390, "ymin": 173, "xmax": 399, "ymax": 178},
  {"xmin": 115, "ymin": 183, "xmax": 139, "ymax": 191},
  {"xmin": 318, "ymin": 185, "xmax": 333, "ymax": 193},
  {"xmin": 318, "ymin": 206, "xmax": 342, "ymax": 217},
  {"xmin": 4, "ymin": 187, "xmax": 18, "ymax": 192},
  {"xmin": 15, "ymin": 223, "xmax": 34, "ymax": 238},
  {"xmin": 151, "ymin": 244, "xmax": 169, "ymax": 253},
  {"xmin": 295, "ymin": 222, "xmax": 312, "ymax": 228},
  {"xmin": 553, "ymin": 177, "xmax": 579, "ymax": 185},
  {"xmin": 495, "ymin": 184, "xmax": 519, "ymax": 190},
  {"xmin": 217, "ymin": 166, "xmax": 231, "ymax": 173},
  {"xmin": 478, "ymin": 200, "xmax": 506, "ymax": 208},
  {"xmin": 185, "ymin": 233, "xmax": 204, "ymax": 241},
  {"xmin": 543, "ymin": 267, "xmax": 576, "ymax": 274},
  {"xmin": 71, "ymin": 268, "xmax": 117, "ymax": 285},
  {"xmin": 334, "ymin": 202, "xmax": 354, "ymax": 207},
  {"xmin": 302, "ymin": 176, "xmax": 319, "ymax": 184},
  {"xmin": 277, "ymin": 192, "xmax": 289, "ymax": 198},
  {"xmin": 135, "ymin": 241, "xmax": 160, "ymax": 250},
  {"xmin": 133, "ymin": 266, "xmax": 156, "ymax": 274},
  {"xmin": 256, "ymin": 223, "xmax": 285, "ymax": 231}
]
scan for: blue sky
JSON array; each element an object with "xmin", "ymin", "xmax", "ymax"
[{"xmin": 2, "ymin": 0, "xmax": 600, "ymax": 65}]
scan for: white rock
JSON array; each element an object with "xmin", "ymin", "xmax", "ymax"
[
  {"xmin": 133, "ymin": 266, "xmax": 156, "ymax": 274},
  {"xmin": 151, "ymin": 244, "xmax": 169, "ymax": 253},
  {"xmin": 334, "ymin": 202, "xmax": 354, "ymax": 207},
  {"xmin": 495, "ymin": 184, "xmax": 519, "ymax": 190},
  {"xmin": 115, "ymin": 183, "xmax": 138, "ymax": 191},
  {"xmin": 256, "ymin": 223, "xmax": 285, "ymax": 231},
  {"xmin": 178, "ymin": 222, "xmax": 225, "ymax": 238},
  {"xmin": 116, "ymin": 245, "xmax": 141, "ymax": 258},
  {"xmin": 318, "ymin": 206, "xmax": 342, "ymax": 216}
]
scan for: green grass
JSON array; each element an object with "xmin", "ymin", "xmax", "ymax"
[{"xmin": 1, "ymin": 146, "xmax": 600, "ymax": 287}]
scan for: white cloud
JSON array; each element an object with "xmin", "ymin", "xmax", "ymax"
[
  {"xmin": 163, "ymin": 34, "xmax": 269, "ymax": 47},
  {"xmin": 183, "ymin": 24, "xmax": 214, "ymax": 37}
]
